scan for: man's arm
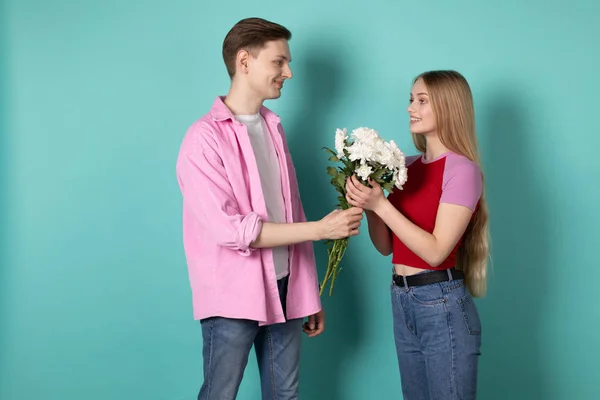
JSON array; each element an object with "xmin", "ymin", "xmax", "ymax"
[
  {"xmin": 177, "ymin": 134, "xmax": 263, "ymax": 255},
  {"xmin": 250, "ymin": 208, "xmax": 364, "ymax": 248},
  {"xmin": 177, "ymin": 127, "xmax": 363, "ymax": 253}
]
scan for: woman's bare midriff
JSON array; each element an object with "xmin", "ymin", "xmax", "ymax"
[{"xmin": 393, "ymin": 264, "xmax": 430, "ymax": 276}]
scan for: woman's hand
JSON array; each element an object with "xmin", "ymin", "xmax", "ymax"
[{"xmin": 345, "ymin": 175, "xmax": 387, "ymax": 214}]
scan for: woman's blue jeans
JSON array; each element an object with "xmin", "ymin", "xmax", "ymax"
[{"xmin": 391, "ymin": 270, "xmax": 482, "ymax": 399}]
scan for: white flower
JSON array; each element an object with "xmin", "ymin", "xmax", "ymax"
[
  {"xmin": 346, "ymin": 127, "xmax": 385, "ymax": 165},
  {"xmin": 330, "ymin": 126, "xmax": 408, "ymax": 190},
  {"xmin": 347, "ymin": 141, "xmax": 373, "ymax": 164},
  {"xmin": 356, "ymin": 164, "xmax": 373, "ymax": 181},
  {"xmin": 351, "ymin": 127, "xmax": 379, "ymax": 143},
  {"xmin": 323, "ymin": 126, "xmax": 410, "ymax": 295},
  {"xmin": 394, "ymin": 167, "xmax": 408, "ymax": 189},
  {"xmin": 335, "ymin": 128, "xmax": 348, "ymax": 158}
]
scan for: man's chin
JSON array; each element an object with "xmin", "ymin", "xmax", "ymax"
[{"xmin": 265, "ymin": 91, "xmax": 282, "ymax": 100}]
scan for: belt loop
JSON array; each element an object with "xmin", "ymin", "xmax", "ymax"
[
  {"xmin": 402, "ymin": 275, "xmax": 408, "ymax": 288},
  {"xmin": 447, "ymin": 268, "xmax": 454, "ymax": 281}
]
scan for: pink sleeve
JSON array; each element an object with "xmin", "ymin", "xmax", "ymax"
[
  {"xmin": 176, "ymin": 124, "xmax": 263, "ymax": 256},
  {"xmin": 440, "ymin": 155, "xmax": 482, "ymax": 211}
]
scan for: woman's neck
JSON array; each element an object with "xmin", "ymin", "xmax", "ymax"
[{"xmin": 423, "ymin": 135, "xmax": 449, "ymax": 161}]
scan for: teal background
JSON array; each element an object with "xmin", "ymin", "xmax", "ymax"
[{"xmin": 2, "ymin": 0, "xmax": 599, "ymax": 399}]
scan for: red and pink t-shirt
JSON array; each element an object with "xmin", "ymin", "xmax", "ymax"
[{"xmin": 388, "ymin": 151, "xmax": 483, "ymax": 270}]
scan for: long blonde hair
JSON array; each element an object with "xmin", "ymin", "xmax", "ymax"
[{"xmin": 412, "ymin": 70, "xmax": 490, "ymax": 297}]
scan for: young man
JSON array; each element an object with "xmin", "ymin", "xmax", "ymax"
[{"xmin": 176, "ymin": 18, "xmax": 364, "ymax": 400}]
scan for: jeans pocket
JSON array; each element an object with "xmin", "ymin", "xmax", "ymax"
[
  {"xmin": 457, "ymin": 292, "xmax": 482, "ymax": 335},
  {"xmin": 408, "ymin": 284, "xmax": 446, "ymax": 306}
]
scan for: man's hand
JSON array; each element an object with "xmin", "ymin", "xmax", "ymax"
[
  {"xmin": 318, "ymin": 207, "xmax": 364, "ymax": 240},
  {"xmin": 303, "ymin": 309, "xmax": 325, "ymax": 338}
]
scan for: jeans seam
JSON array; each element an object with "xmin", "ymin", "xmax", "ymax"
[
  {"xmin": 203, "ymin": 318, "xmax": 215, "ymax": 400},
  {"xmin": 404, "ymin": 302, "xmax": 415, "ymax": 336},
  {"xmin": 398, "ymin": 288, "xmax": 416, "ymax": 336},
  {"xmin": 447, "ymin": 305, "xmax": 458, "ymax": 399},
  {"xmin": 458, "ymin": 293, "xmax": 481, "ymax": 336},
  {"xmin": 266, "ymin": 327, "xmax": 277, "ymax": 400}
]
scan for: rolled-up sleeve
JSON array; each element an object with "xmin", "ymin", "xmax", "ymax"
[{"xmin": 176, "ymin": 130, "xmax": 263, "ymax": 256}]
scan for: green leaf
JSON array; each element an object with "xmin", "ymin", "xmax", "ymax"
[
  {"xmin": 323, "ymin": 147, "xmax": 336, "ymax": 157},
  {"xmin": 382, "ymin": 182, "xmax": 395, "ymax": 193},
  {"xmin": 371, "ymin": 168, "xmax": 386, "ymax": 179},
  {"xmin": 335, "ymin": 173, "xmax": 346, "ymax": 188},
  {"xmin": 326, "ymin": 166, "xmax": 338, "ymax": 177},
  {"xmin": 329, "ymin": 155, "xmax": 340, "ymax": 162},
  {"xmin": 373, "ymin": 177, "xmax": 385, "ymax": 186}
]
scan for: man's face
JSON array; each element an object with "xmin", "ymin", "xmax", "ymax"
[{"xmin": 241, "ymin": 39, "xmax": 293, "ymax": 101}]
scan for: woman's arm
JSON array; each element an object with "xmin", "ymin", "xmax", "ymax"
[
  {"xmin": 374, "ymin": 200, "xmax": 472, "ymax": 266},
  {"xmin": 345, "ymin": 177, "xmax": 392, "ymax": 255},
  {"xmin": 365, "ymin": 210, "xmax": 393, "ymax": 256},
  {"xmin": 346, "ymin": 174, "xmax": 477, "ymax": 267}
]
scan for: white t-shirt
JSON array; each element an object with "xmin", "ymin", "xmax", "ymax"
[{"xmin": 235, "ymin": 113, "xmax": 289, "ymax": 279}]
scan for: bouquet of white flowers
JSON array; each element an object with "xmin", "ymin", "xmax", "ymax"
[{"xmin": 320, "ymin": 127, "xmax": 408, "ymax": 296}]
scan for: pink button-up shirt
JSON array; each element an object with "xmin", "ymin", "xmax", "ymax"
[{"xmin": 176, "ymin": 96, "xmax": 322, "ymax": 326}]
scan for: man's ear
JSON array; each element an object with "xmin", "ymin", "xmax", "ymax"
[{"xmin": 236, "ymin": 49, "xmax": 250, "ymax": 75}]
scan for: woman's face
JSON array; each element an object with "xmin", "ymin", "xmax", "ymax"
[{"xmin": 408, "ymin": 78, "xmax": 436, "ymax": 136}]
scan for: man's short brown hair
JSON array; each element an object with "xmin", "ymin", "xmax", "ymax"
[{"xmin": 222, "ymin": 17, "xmax": 292, "ymax": 78}]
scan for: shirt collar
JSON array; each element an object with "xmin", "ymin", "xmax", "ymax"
[{"xmin": 209, "ymin": 96, "xmax": 281, "ymax": 124}]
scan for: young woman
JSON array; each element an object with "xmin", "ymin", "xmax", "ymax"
[{"xmin": 345, "ymin": 70, "xmax": 489, "ymax": 400}]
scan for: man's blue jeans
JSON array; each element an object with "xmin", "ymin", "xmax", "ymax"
[
  {"xmin": 391, "ymin": 271, "xmax": 482, "ymax": 399},
  {"xmin": 198, "ymin": 276, "xmax": 303, "ymax": 400}
]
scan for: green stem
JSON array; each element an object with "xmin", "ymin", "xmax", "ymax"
[{"xmin": 319, "ymin": 236, "xmax": 350, "ymax": 296}]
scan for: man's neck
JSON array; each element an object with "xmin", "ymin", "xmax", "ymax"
[{"xmin": 224, "ymin": 81, "xmax": 263, "ymax": 115}]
